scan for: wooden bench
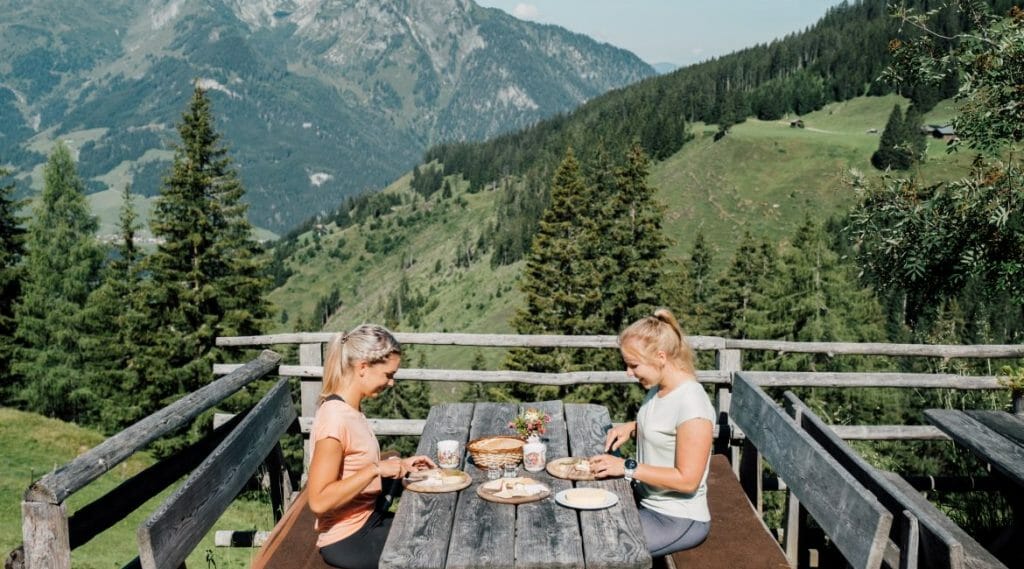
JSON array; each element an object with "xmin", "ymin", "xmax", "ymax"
[{"xmin": 667, "ymin": 454, "xmax": 789, "ymax": 569}]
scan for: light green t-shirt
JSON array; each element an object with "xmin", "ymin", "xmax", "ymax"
[{"xmin": 635, "ymin": 380, "xmax": 715, "ymax": 521}]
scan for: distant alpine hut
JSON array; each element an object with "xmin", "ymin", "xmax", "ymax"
[
  {"xmin": 790, "ymin": 119, "xmax": 805, "ymax": 128},
  {"xmin": 921, "ymin": 124, "xmax": 958, "ymax": 142}
]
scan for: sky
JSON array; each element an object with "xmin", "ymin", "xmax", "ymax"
[{"xmin": 474, "ymin": 1, "xmax": 849, "ymax": 67}]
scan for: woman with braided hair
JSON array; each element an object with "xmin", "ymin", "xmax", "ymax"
[
  {"xmin": 588, "ymin": 308, "xmax": 715, "ymax": 556},
  {"xmin": 308, "ymin": 324, "xmax": 435, "ymax": 569}
]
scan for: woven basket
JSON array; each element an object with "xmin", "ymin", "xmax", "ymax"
[{"xmin": 466, "ymin": 435, "xmax": 525, "ymax": 469}]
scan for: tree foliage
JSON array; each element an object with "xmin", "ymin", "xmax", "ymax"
[
  {"xmin": 0, "ymin": 168, "xmax": 26, "ymax": 396},
  {"xmin": 12, "ymin": 143, "xmax": 105, "ymax": 421},
  {"xmin": 132, "ymin": 86, "xmax": 273, "ymax": 434},
  {"xmin": 851, "ymin": 1, "xmax": 1024, "ymax": 335}
]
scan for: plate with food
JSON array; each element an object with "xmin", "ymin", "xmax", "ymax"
[
  {"xmin": 554, "ymin": 487, "xmax": 619, "ymax": 510},
  {"xmin": 546, "ymin": 457, "xmax": 597, "ymax": 480},
  {"xmin": 403, "ymin": 468, "xmax": 472, "ymax": 493},
  {"xmin": 476, "ymin": 476, "xmax": 551, "ymax": 504}
]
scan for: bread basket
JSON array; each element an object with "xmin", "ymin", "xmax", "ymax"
[{"xmin": 466, "ymin": 435, "xmax": 525, "ymax": 469}]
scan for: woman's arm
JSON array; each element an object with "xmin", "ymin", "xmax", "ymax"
[
  {"xmin": 307, "ymin": 437, "xmax": 401, "ymax": 516},
  {"xmin": 634, "ymin": 418, "xmax": 713, "ymax": 494},
  {"xmin": 589, "ymin": 418, "xmax": 712, "ymax": 494}
]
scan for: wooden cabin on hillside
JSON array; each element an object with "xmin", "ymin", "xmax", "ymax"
[{"xmin": 10, "ymin": 333, "xmax": 1023, "ymax": 569}]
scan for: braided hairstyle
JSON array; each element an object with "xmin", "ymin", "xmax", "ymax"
[
  {"xmin": 618, "ymin": 308, "xmax": 695, "ymax": 375},
  {"xmin": 319, "ymin": 324, "xmax": 402, "ymax": 404}
]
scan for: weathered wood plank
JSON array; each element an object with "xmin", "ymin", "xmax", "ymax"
[
  {"xmin": 966, "ymin": 411, "xmax": 1024, "ymax": 448},
  {"xmin": 21, "ymin": 502, "xmax": 69, "ymax": 569},
  {"xmin": 26, "ymin": 351, "xmax": 280, "ymax": 504},
  {"xmin": 881, "ymin": 472, "xmax": 1008, "ymax": 569},
  {"xmin": 744, "ymin": 371, "xmax": 1002, "ymax": 390},
  {"xmin": 514, "ymin": 401, "xmax": 584, "ymax": 569},
  {"xmin": 925, "ymin": 410, "xmax": 1024, "ymax": 488},
  {"xmin": 830, "ymin": 425, "xmax": 949, "ymax": 441},
  {"xmin": 137, "ymin": 378, "xmax": 295, "ymax": 569},
  {"xmin": 565, "ymin": 404, "xmax": 651, "ymax": 569},
  {"xmin": 66, "ymin": 412, "xmax": 245, "ymax": 550},
  {"xmin": 212, "ymin": 364, "xmax": 730, "ymax": 385},
  {"xmin": 731, "ymin": 373, "xmax": 892, "ymax": 569},
  {"xmin": 217, "ymin": 332, "xmax": 725, "ymax": 350},
  {"xmin": 446, "ymin": 402, "xmax": 518, "ymax": 569},
  {"xmin": 380, "ymin": 403, "xmax": 474, "ymax": 569},
  {"xmin": 783, "ymin": 392, "xmax": 965, "ymax": 569},
  {"xmin": 217, "ymin": 333, "xmax": 1024, "ymax": 358}
]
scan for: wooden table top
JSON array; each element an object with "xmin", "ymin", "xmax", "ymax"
[
  {"xmin": 924, "ymin": 409, "xmax": 1024, "ymax": 488},
  {"xmin": 379, "ymin": 401, "xmax": 651, "ymax": 569}
]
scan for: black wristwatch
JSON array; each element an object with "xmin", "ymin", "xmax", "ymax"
[{"xmin": 623, "ymin": 458, "xmax": 638, "ymax": 482}]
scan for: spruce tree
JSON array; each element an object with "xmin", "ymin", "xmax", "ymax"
[
  {"xmin": 12, "ymin": 143, "xmax": 104, "ymax": 421},
  {"xmin": 134, "ymin": 86, "xmax": 272, "ymax": 431},
  {"xmin": 599, "ymin": 142, "xmax": 671, "ymax": 334},
  {"xmin": 0, "ymin": 168, "xmax": 26, "ymax": 397},
  {"xmin": 707, "ymin": 232, "xmax": 776, "ymax": 341},
  {"xmin": 871, "ymin": 104, "xmax": 913, "ymax": 170},
  {"xmin": 508, "ymin": 148, "xmax": 605, "ymax": 380},
  {"xmin": 684, "ymin": 230, "xmax": 716, "ymax": 332},
  {"xmin": 80, "ymin": 185, "xmax": 145, "ymax": 431}
]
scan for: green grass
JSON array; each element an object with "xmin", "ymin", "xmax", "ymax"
[{"xmin": 1, "ymin": 407, "xmax": 278, "ymax": 569}]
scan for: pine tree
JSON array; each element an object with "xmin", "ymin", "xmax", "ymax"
[
  {"xmin": 507, "ymin": 148, "xmax": 606, "ymax": 382},
  {"xmin": 600, "ymin": 142, "xmax": 671, "ymax": 333},
  {"xmin": 684, "ymin": 230, "xmax": 716, "ymax": 332},
  {"xmin": 80, "ymin": 185, "xmax": 146, "ymax": 431},
  {"xmin": 707, "ymin": 232, "xmax": 776, "ymax": 341},
  {"xmin": 871, "ymin": 104, "xmax": 913, "ymax": 170},
  {"xmin": 0, "ymin": 168, "xmax": 26, "ymax": 398},
  {"xmin": 12, "ymin": 143, "xmax": 105, "ymax": 421},
  {"xmin": 134, "ymin": 86, "xmax": 272, "ymax": 432}
]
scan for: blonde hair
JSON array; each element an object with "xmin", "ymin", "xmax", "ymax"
[
  {"xmin": 319, "ymin": 324, "xmax": 402, "ymax": 404},
  {"xmin": 618, "ymin": 308, "xmax": 695, "ymax": 375}
]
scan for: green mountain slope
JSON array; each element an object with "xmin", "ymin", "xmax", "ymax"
[{"xmin": 268, "ymin": 95, "xmax": 973, "ymax": 370}]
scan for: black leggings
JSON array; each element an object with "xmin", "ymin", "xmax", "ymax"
[
  {"xmin": 319, "ymin": 509, "xmax": 393, "ymax": 569},
  {"xmin": 319, "ymin": 478, "xmax": 404, "ymax": 569}
]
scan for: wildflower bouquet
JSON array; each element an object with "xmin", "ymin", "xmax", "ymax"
[{"xmin": 509, "ymin": 407, "xmax": 552, "ymax": 439}]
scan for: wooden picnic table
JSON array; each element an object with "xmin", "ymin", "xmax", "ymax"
[
  {"xmin": 924, "ymin": 409, "xmax": 1024, "ymax": 565},
  {"xmin": 379, "ymin": 401, "xmax": 652, "ymax": 569},
  {"xmin": 923, "ymin": 409, "xmax": 1024, "ymax": 489}
]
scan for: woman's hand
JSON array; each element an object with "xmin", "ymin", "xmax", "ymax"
[
  {"xmin": 588, "ymin": 454, "xmax": 626, "ymax": 479},
  {"xmin": 603, "ymin": 421, "xmax": 636, "ymax": 452},
  {"xmin": 402, "ymin": 455, "xmax": 437, "ymax": 474}
]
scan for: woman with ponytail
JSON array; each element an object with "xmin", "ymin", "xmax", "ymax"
[
  {"xmin": 588, "ymin": 308, "xmax": 715, "ymax": 556},
  {"xmin": 307, "ymin": 324, "xmax": 435, "ymax": 569}
]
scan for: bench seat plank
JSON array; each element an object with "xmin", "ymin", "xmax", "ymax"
[{"xmin": 670, "ymin": 454, "xmax": 789, "ymax": 568}]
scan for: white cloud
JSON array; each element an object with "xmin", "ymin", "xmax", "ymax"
[
  {"xmin": 512, "ymin": 3, "xmax": 540, "ymax": 20},
  {"xmin": 691, "ymin": 48, "xmax": 705, "ymax": 55}
]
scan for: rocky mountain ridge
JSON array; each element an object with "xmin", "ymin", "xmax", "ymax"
[{"xmin": 0, "ymin": 0, "xmax": 652, "ymax": 232}]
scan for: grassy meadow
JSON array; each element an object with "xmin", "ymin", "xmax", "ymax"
[{"xmin": 0, "ymin": 408, "xmax": 276, "ymax": 569}]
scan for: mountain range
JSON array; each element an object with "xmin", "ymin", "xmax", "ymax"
[{"xmin": 0, "ymin": 0, "xmax": 653, "ymax": 233}]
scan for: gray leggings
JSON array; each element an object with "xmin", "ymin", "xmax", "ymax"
[{"xmin": 639, "ymin": 507, "xmax": 710, "ymax": 557}]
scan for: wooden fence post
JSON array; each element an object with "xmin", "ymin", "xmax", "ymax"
[
  {"xmin": 299, "ymin": 342, "xmax": 323, "ymax": 484},
  {"xmin": 715, "ymin": 349, "xmax": 742, "ymax": 474},
  {"xmin": 21, "ymin": 502, "xmax": 70, "ymax": 569}
]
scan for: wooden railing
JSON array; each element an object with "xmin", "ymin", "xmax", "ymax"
[{"xmin": 15, "ymin": 351, "xmax": 285, "ymax": 569}]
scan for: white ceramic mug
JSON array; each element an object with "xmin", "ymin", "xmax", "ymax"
[
  {"xmin": 522, "ymin": 441, "xmax": 546, "ymax": 472},
  {"xmin": 437, "ymin": 439, "xmax": 460, "ymax": 468}
]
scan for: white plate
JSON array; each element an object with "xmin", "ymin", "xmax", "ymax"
[{"xmin": 554, "ymin": 488, "xmax": 619, "ymax": 510}]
